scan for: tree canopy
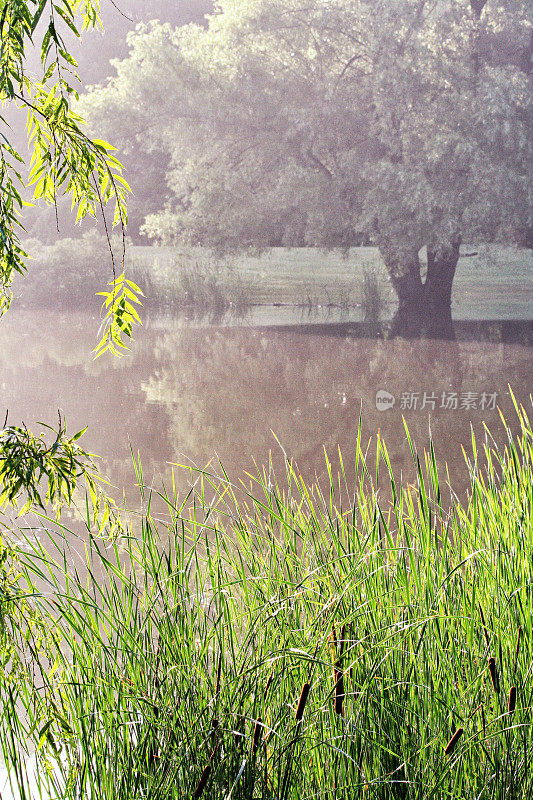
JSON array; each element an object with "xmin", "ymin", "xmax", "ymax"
[{"xmin": 81, "ymin": 0, "xmax": 531, "ymax": 330}]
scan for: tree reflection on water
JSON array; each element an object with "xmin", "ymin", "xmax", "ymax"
[{"xmin": 1, "ymin": 311, "xmax": 529, "ymax": 516}]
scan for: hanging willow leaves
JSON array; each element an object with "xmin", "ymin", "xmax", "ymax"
[
  {"xmin": 0, "ymin": 412, "xmax": 122, "ymax": 535},
  {"xmin": 94, "ymin": 272, "xmax": 144, "ymax": 358},
  {"xmin": 0, "ymin": 0, "xmax": 140, "ymax": 352}
]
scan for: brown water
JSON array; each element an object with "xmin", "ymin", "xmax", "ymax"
[{"xmin": 0, "ymin": 310, "xmax": 531, "ymax": 516}]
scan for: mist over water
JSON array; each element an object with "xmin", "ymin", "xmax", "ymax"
[{"xmin": 1, "ymin": 309, "xmax": 530, "ymax": 518}]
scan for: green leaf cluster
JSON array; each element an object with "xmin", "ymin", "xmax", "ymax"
[
  {"xmin": 0, "ymin": 412, "xmax": 119, "ymax": 536},
  {"xmin": 0, "ymin": 415, "xmax": 90, "ymax": 512},
  {"xmin": 94, "ymin": 270, "xmax": 144, "ymax": 357}
]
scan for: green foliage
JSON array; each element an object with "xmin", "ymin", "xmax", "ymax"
[
  {"xmin": 361, "ymin": 264, "xmax": 389, "ymax": 323},
  {"xmin": 0, "ymin": 531, "xmax": 60, "ymax": 686},
  {"xmin": 0, "ymin": 413, "xmax": 93, "ymax": 513},
  {"xmin": 1, "ymin": 404, "xmax": 532, "ymax": 797},
  {"xmin": 0, "ymin": 527, "xmax": 76, "ymax": 800},
  {"xmin": 94, "ymin": 270, "xmax": 144, "ymax": 357},
  {"xmin": 0, "ymin": 412, "xmax": 120, "ymax": 535},
  {"xmin": 13, "ymin": 229, "xmax": 127, "ymax": 306},
  {"xmin": 80, "ymin": 1, "xmax": 531, "ymax": 302},
  {"xmin": 137, "ymin": 254, "xmax": 251, "ymax": 317},
  {"xmin": 0, "ymin": 0, "xmax": 141, "ymax": 354}
]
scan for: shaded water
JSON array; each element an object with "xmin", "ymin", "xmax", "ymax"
[{"xmin": 0, "ymin": 310, "xmax": 531, "ymax": 514}]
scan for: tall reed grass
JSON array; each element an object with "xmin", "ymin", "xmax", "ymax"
[
  {"xmin": 130, "ymin": 257, "xmax": 251, "ymax": 318},
  {"xmin": 1, "ymin": 400, "xmax": 532, "ymax": 798}
]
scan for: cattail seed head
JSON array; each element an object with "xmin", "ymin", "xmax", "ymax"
[
  {"xmin": 193, "ymin": 764, "xmax": 211, "ymax": 799},
  {"xmin": 508, "ymin": 686, "xmax": 517, "ymax": 714},
  {"xmin": 296, "ymin": 682, "xmax": 311, "ymax": 721},
  {"xmin": 252, "ymin": 717, "xmax": 262, "ymax": 755},
  {"xmin": 210, "ymin": 717, "xmax": 220, "ymax": 750},
  {"xmin": 234, "ymin": 715, "xmax": 245, "ymax": 750},
  {"xmin": 331, "ymin": 624, "xmax": 346, "ymax": 716},
  {"xmin": 444, "ymin": 728, "xmax": 464, "ymax": 756},
  {"xmin": 339, "ymin": 625, "xmax": 346, "ymax": 655},
  {"xmin": 488, "ymin": 656, "xmax": 500, "ymax": 694},
  {"xmin": 215, "ymin": 652, "xmax": 223, "ymax": 697}
]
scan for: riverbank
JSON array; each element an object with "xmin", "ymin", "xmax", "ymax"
[
  {"xmin": 129, "ymin": 242, "xmax": 533, "ymax": 320},
  {"xmin": 13, "ymin": 237, "xmax": 533, "ymax": 322}
]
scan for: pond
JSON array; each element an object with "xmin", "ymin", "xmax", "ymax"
[{"xmin": 0, "ymin": 309, "xmax": 531, "ymax": 517}]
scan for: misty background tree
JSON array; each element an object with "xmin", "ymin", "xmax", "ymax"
[{"xmin": 81, "ymin": 0, "xmax": 531, "ymax": 335}]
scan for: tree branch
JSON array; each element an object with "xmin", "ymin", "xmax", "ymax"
[
  {"xmin": 305, "ymin": 147, "xmax": 333, "ymax": 180},
  {"xmin": 338, "ymin": 54, "xmax": 363, "ymax": 80}
]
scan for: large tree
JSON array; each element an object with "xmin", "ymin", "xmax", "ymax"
[{"xmin": 82, "ymin": 0, "xmax": 531, "ymax": 334}]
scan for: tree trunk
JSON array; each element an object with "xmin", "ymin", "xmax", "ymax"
[
  {"xmin": 423, "ymin": 235, "xmax": 461, "ymax": 337},
  {"xmin": 378, "ymin": 241, "xmax": 425, "ymax": 336},
  {"xmin": 379, "ymin": 236, "xmax": 461, "ymax": 339}
]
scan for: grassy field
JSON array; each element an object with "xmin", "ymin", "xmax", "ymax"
[
  {"xmin": 1, "ymin": 400, "xmax": 532, "ymax": 799},
  {"xmin": 131, "ymin": 244, "xmax": 533, "ymax": 320}
]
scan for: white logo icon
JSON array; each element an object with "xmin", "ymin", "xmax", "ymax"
[{"xmin": 375, "ymin": 390, "xmax": 395, "ymax": 411}]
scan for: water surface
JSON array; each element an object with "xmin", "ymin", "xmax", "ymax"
[{"xmin": 1, "ymin": 310, "xmax": 531, "ymax": 513}]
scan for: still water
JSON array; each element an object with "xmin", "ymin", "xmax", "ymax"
[{"xmin": 0, "ymin": 309, "xmax": 531, "ymax": 512}]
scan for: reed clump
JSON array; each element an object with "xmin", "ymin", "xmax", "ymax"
[{"xmin": 1, "ymin": 401, "xmax": 532, "ymax": 798}]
